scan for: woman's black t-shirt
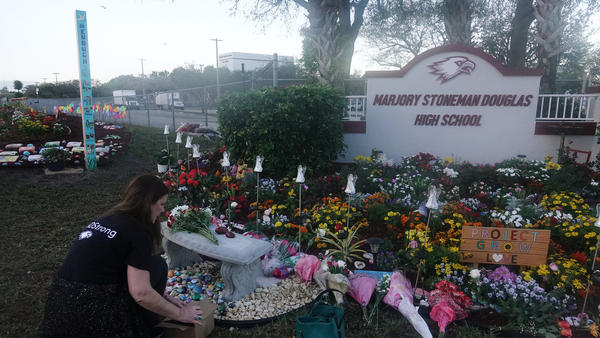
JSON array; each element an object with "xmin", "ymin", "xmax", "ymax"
[{"xmin": 58, "ymin": 215, "xmax": 154, "ymax": 284}]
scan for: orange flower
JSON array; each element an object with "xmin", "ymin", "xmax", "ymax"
[{"xmin": 589, "ymin": 322, "xmax": 599, "ymax": 337}]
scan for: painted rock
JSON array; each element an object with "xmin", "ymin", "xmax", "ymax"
[
  {"xmin": 192, "ymin": 294, "xmax": 201, "ymax": 301},
  {"xmin": 168, "ymin": 270, "xmax": 174, "ymax": 278}
]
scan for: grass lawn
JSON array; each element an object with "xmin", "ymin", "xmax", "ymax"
[{"xmin": 0, "ymin": 125, "xmax": 499, "ymax": 337}]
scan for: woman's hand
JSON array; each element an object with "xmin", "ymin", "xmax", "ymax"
[
  {"xmin": 163, "ymin": 294, "xmax": 185, "ymax": 308},
  {"xmin": 177, "ymin": 304, "xmax": 204, "ymax": 325}
]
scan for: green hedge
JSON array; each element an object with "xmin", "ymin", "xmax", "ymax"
[{"xmin": 217, "ymin": 84, "xmax": 346, "ymax": 177}]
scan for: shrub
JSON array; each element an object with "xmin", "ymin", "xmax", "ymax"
[{"xmin": 217, "ymin": 84, "xmax": 346, "ymax": 178}]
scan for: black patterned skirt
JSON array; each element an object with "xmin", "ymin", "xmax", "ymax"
[{"xmin": 39, "ymin": 276, "xmax": 151, "ymax": 337}]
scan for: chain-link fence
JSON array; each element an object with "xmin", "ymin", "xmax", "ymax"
[{"xmin": 24, "ymin": 77, "xmax": 366, "ymax": 130}]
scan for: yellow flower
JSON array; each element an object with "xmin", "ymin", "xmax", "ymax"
[{"xmin": 274, "ymin": 221, "xmax": 282, "ymax": 227}]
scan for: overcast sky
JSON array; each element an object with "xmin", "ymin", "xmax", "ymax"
[
  {"xmin": 2, "ymin": 0, "xmax": 598, "ymax": 91},
  {"xmin": 0, "ymin": 0, "xmax": 380, "ymax": 89}
]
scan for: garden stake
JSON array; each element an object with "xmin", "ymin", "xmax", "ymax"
[
  {"xmin": 193, "ymin": 144, "xmax": 201, "ymax": 170},
  {"xmin": 185, "ymin": 136, "xmax": 193, "ymax": 170},
  {"xmin": 163, "ymin": 125, "xmax": 170, "ymax": 169},
  {"xmin": 298, "ymin": 183, "xmax": 302, "ymax": 247},
  {"xmin": 254, "ymin": 155, "xmax": 264, "ymax": 226},
  {"xmin": 581, "ymin": 204, "xmax": 600, "ymax": 316},
  {"xmin": 296, "ymin": 165, "xmax": 306, "ymax": 248},
  {"xmin": 344, "ymin": 174, "xmax": 357, "ymax": 230},
  {"xmin": 256, "ymin": 171, "xmax": 260, "ymax": 225},
  {"xmin": 226, "ymin": 168, "xmax": 232, "ymax": 229},
  {"xmin": 222, "ymin": 151, "xmax": 232, "ymax": 230},
  {"xmin": 175, "ymin": 132, "xmax": 182, "ymax": 166},
  {"xmin": 414, "ymin": 185, "xmax": 439, "ymax": 292}
]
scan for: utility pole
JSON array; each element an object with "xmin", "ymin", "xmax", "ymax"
[
  {"xmin": 139, "ymin": 58, "xmax": 149, "ymax": 127},
  {"xmin": 41, "ymin": 77, "xmax": 47, "ymax": 83},
  {"xmin": 211, "ymin": 37, "xmax": 223, "ymax": 100},
  {"xmin": 52, "ymin": 73, "xmax": 59, "ymax": 85}
]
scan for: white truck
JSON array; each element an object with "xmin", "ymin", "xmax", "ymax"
[
  {"xmin": 113, "ymin": 90, "xmax": 140, "ymax": 109},
  {"xmin": 155, "ymin": 92, "xmax": 184, "ymax": 110}
]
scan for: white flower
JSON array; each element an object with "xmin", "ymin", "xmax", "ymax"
[
  {"xmin": 443, "ymin": 167, "xmax": 458, "ymax": 178},
  {"xmin": 231, "ymin": 201, "xmax": 238, "ymax": 208},
  {"xmin": 318, "ymin": 229, "xmax": 326, "ymax": 237},
  {"xmin": 470, "ymin": 269, "xmax": 480, "ymax": 279},
  {"xmin": 337, "ymin": 260, "xmax": 346, "ymax": 268},
  {"xmin": 170, "ymin": 205, "xmax": 189, "ymax": 218}
]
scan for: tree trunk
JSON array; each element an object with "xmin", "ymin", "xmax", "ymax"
[
  {"xmin": 442, "ymin": 0, "xmax": 472, "ymax": 45},
  {"xmin": 508, "ymin": 0, "xmax": 535, "ymax": 68},
  {"xmin": 534, "ymin": 0, "xmax": 564, "ymax": 93},
  {"xmin": 302, "ymin": 0, "xmax": 368, "ymax": 88}
]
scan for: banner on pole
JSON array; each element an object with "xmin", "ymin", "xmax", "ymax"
[{"xmin": 75, "ymin": 10, "xmax": 97, "ymax": 170}]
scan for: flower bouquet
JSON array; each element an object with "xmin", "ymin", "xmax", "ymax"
[
  {"xmin": 427, "ymin": 280, "xmax": 471, "ymax": 336},
  {"xmin": 166, "ymin": 205, "xmax": 218, "ymax": 245}
]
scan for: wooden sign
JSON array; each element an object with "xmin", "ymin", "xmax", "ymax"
[{"xmin": 459, "ymin": 226, "xmax": 550, "ymax": 266}]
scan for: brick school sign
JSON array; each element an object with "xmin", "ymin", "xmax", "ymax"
[
  {"xmin": 341, "ymin": 44, "xmax": 590, "ymax": 164},
  {"xmin": 459, "ymin": 226, "xmax": 550, "ymax": 266}
]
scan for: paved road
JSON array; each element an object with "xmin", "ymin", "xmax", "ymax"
[{"xmin": 118, "ymin": 108, "xmax": 219, "ymax": 131}]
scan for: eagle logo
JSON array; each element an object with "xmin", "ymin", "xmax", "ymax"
[{"xmin": 428, "ymin": 56, "xmax": 476, "ymax": 83}]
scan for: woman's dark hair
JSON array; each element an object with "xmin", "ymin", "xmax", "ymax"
[{"xmin": 104, "ymin": 174, "xmax": 168, "ymax": 251}]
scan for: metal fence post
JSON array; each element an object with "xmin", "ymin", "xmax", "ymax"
[
  {"xmin": 171, "ymin": 91, "xmax": 175, "ymax": 130},
  {"xmin": 146, "ymin": 93, "xmax": 150, "ymax": 128},
  {"xmin": 203, "ymin": 87, "xmax": 208, "ymax": 127}
]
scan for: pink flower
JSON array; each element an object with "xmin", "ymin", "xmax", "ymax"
[
  {"xmin": 549, "ymin": 262, "xmax": 559, "ymax": 272},
  {"xmin": 409, "ymin": 240, "xmax": 418, "ymax": 249}
]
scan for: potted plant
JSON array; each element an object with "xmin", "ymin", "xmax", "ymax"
[
  {"xmin": 42, "ymin": 147, "xmax": 71, "ymax": 171},
  {"xmin": 155, "ymin": 149, "xmax": 173, "ymax": 173}
]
